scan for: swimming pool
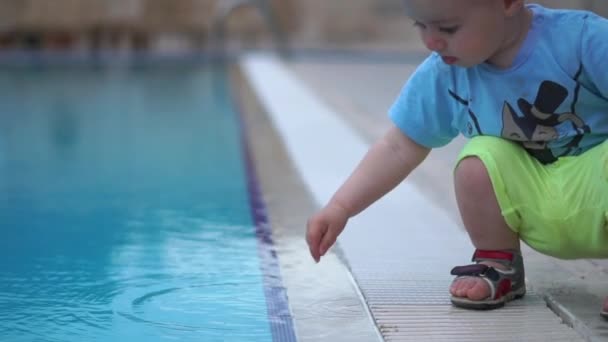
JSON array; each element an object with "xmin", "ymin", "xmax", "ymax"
[{"xmin": 0, "ymin": 64, "xmax": 295, "ymax": 341}]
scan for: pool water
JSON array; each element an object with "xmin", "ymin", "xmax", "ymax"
[{"xmin": 0, "ymin": 65, "xmax": 295, "ymax": 341}]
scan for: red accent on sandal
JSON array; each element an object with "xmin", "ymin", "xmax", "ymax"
[
  {"xmin": 494, "ymin": 279, "xmax": 512, "ymax": 299},
  {"xmin": 474, "ymin": 250, "xmax": 514, "ymax": 261}
]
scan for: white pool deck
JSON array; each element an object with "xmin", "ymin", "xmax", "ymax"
[{"xmin": 241, "ymin": 53, "xmax": 608, "ymax": 342}]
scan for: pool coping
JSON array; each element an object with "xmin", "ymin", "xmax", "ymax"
[
  {"xmin": 232, "ymin": 67, "xmax": 298, "ymax": 342},
  {"xmin": 231, "ymin": 64, "xmax": 383, "ymax": 342}
]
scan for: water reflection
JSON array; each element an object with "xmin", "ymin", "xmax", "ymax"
[{"xmin": 50, "ymin": 99, "xmax": 79, "ymax": 155}]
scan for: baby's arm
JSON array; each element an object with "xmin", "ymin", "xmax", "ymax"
[{"xmin": 306, "ymin": 124, "xmax": 430, "ymax": 262}]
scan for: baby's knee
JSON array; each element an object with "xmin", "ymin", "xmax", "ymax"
[{"xmin": 454, "ymin": 157, "xmax": 493, "ymax": 195}]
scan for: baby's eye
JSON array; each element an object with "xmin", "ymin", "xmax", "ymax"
[
  {"xmin": 439, "ymin": 26, "xmax": 459, "ymax": 34},
  {"xmin": 413, "ymin": 21, "xmax": 426, "ymax": 29}
]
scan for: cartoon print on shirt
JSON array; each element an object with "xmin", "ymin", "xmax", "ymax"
[
  {"xmin": 501, "ymin": 80, "xmax": 590, "ymax": 163},
  {"xmin": 501, "ymin": 101, "xmax": 558, "ymax": 162},
  {"xmin": 449, "ymin": 80, "xmax": 590, "ymax": 164}
]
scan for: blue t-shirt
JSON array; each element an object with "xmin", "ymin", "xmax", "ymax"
[{"xmin": 389, "ymin": 4, "xmax": 608, "ymax": 164}]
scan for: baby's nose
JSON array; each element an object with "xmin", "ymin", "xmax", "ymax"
[{"xmin": 423, "ymin": 33, "xmax": 446, "ymax": 52}]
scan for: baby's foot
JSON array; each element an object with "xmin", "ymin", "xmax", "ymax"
[{"xmin": 449, "ymin": 261, "xmax": 508, "ymax": 301}]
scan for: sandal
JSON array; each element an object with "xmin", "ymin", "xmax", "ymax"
[
  {"xmin": 450, "ymin": 249, "xmax": 526, "ymax": 310},
  {"xmin": 601, "ymin": 302, "xmax": 608, "ymax": 318}
]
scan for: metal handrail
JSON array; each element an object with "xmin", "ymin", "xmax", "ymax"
[{"xmin": 210, "ymin": 0, "xmax": 289, "ymax": 57}]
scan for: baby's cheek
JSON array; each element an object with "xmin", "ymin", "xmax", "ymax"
[
  {"xmin": 466, "ymin": 38, "xmax": 496, "ymax": 61},
  {"xmin": 461, "ymin": 38, "xmax": 484, "ymax": 55}
]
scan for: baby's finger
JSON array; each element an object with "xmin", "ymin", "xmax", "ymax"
[
  {"xmin": 319, "ymin": 226, "xmax": 338, "ymax": 257},
  {"xmin": 306, "ymin": 221, "xmax": 325, "ymax": 262}
]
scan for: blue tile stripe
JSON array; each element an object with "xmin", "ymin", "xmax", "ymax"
[{"xmin": 231, "ymin": 68, "xmax": 298, "ymax": 342}]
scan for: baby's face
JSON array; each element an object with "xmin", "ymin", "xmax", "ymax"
[{"xmin": 404, "ymin": 0, "xmax": 515, "ymax": 67}]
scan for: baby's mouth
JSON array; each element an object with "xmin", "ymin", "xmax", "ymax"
[{"xmin": 442, "ymin": 56, "xmax": 459, "ymax": 64}]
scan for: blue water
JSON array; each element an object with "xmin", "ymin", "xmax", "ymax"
[{"xmin": 0, "ymin": 65, "xmax": 293, "ymax": 341}]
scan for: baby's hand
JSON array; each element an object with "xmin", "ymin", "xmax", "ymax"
[{"xmin": 306, "ymin": 203, "xmax": 349, "ymax": 263}]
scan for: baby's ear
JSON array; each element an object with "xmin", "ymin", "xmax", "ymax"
[{"xmin": 504, "ymin": 0, "xmax": 525, "ymax": 17}]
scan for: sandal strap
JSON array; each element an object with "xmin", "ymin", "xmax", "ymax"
[
  {"xmin": 450, "ymin": 249, "xmax": 526, "ymax": 300},
  {"xmin": 450, "ymin": 263, "xmax": 500, "ymax": 281},
  {"xmin": 472, "ymin": 249, "xmax": 518, "ymax": 268}
]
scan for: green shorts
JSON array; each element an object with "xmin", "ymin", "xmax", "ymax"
[{"xmin": 457, "ymin": 136, "xmax": 608, "ymax": 259}]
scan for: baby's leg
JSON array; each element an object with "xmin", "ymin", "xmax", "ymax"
[
  {"xmin": 452, "ymin": 156, "xmax": 520, "ymax": 301},
  {"xmin": 453, "ymin": 136, "xmax": 608, "ymax": 313},
  {"xmin": 455, "ymin": 157, "xmax": 520, "ymax": 250}
]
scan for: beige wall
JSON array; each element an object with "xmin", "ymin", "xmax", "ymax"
[
  {"xmin": 290, "ymin": 0, "xmax": 414, "ymax": 47},
  {"xmin": 1, "ymin": 0, "xmax": 606, "ymax": 32},
  {"xmin": 0, "ymin": 0, "xmax": 606, "ymax": 50},
  {"xmin": 0, "ymin": 0, "xmax": 266, "ymax": 50}
]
